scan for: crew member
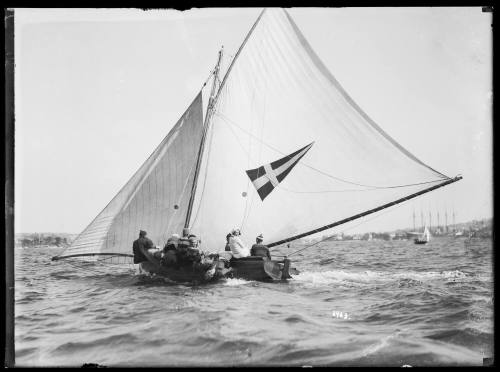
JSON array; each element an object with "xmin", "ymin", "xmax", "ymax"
[
  {"xmin": 224, "ymin": 233, "xmax": 232, "ymax": 251},
  {"xmin": 132, "ymin": 230, "xmax": 154, "ymax": 264},
  {"xmin": 250, "ymin": 234, "xmax": 271, "ymax": 259},
  {"xmin": 161, "ymin": 234, "xmax": 180, "ymax": 267},
  {"xmin": 178, "ymin": 228, "xmax": 191, "ymax": 248},
  {"xmin": 186, "ymin": 234, "xmax": 202, "ymax": 263},
  {"xmin": 229, "ymin": 228, "xmax": 250, "ymax": 258},
  {"xmin": 188, "ymin": 234, "xmax": 200, "ymax": 249}
]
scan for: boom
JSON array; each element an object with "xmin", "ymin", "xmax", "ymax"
[{"xmin": 268, "ymin": 176, "xmax": 462, "ymax": 248}]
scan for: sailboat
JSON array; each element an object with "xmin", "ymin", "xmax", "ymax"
[
  {"xmin": 414, "ymin": 226, "xmax": 431, "ymax": 245},
  {"xmin": 51, "ymin": 8, "xmax": 461, "ymax": 282}
]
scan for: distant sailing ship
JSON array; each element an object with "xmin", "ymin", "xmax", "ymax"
[
  {"xmin": 52, "ymin": 8, "xmax": 462, "ymax": 282},
  {"xmin": 414, "ymin": 226, "xmax": 431, "ymax": 245}
]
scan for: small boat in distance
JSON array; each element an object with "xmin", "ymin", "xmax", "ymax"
[{"xmin": 414, "ymin": 226, "xmax": 431, "ymax": 245}]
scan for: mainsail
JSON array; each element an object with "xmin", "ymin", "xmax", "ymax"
[
  {"xmin": 55, "ymin": 8, "xmax": 461, "ymax": 262},
  {"xmin": 188, "ymin": 8, "xmax": 459, "ymax": 251}
]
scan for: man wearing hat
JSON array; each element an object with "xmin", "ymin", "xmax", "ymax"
[
  {"xmin": 250, "ymin": 234, "xmax": 271, "ymax": 260},
  {"xmin": 224, "ymin": 233, "xmax": 232, "ymax": 251},
  {"xmin": 161, "ymin": 234, "xmax": 180, "ymax": 268},
  {"xmin": 185, "ymin": 234, "xmax": 202, "ymax": 263},
  {"xmin": 132, "ymin": 230, "xmax": 154, "ymax": 264}
]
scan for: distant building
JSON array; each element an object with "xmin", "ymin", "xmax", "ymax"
[{"xmin": 394, "ymin": 231, "xmax": 408, "ymax": 240}]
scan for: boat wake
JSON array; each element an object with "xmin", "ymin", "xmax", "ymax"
[
  {"xmin": 292, "ymin": 269, "xmax": 485, "ymax": 286},
  {"xmin": 223, "ymin": 278, "xmax": 254, "ymax": 286}
]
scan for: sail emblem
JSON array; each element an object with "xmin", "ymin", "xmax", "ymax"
[{"xmin": 246, "ymin": 142, "xmax": 314, "ymax": 201}]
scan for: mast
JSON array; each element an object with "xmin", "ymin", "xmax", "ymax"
[
  {"xmin": 268, "ymin": 176, "xmax": 462, "ymax": 248},
  {"xmin": 213, "ymin": 9, "xmax": 266, "ymax": 104},
  {"xmin": 184, "ymin": 9, "xmax": 266, "ymax": 229},
  {"xmin": 184, "ymin": 47, "xmax": 224, "ymax": 229},
  {"xmin": 420, "ymin": 210, "xmax": 424, "ymax": 231},
  {"xmin": 412, "ymin": 209, "xmax": 416, "ymax": 231},
  {"xmin": 429, "ymin": 211, "xmax": 432, "ymax": 232}
]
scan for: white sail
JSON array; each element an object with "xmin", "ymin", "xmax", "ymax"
[
  {"xmin": 189, "ymin": 9, "xmax": 451, "ymax": 251},
  {"xmin": 424, "ymin": 226, "xmax": 431, "ymax": 241},
  {"xmin": 57, "ymin": 92, "xmax": 204, "ymax": 261}
]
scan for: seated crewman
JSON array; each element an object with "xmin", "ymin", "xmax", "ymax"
[
  {"xmin": 187, "ymin": 234, "xmax": 202, "ymax": 263},
  {"xmin": 161, "ymin": 234, "xmax": 180, "ymax": 267},
  {"xmin": 250, "ymin": 234, "xmax": 271, "ymax": 260},
  {"xmin": 224, "ymin": 233, "xmax": 232, "ymax": 251},
  {"xmin": 228, "ymin": 228, "xmax": 250, "ymax": 258}
]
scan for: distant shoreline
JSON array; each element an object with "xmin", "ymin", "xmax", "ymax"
[{"xmin": 14, "ymin": 217, "xmax": 491, "ymax": 247}]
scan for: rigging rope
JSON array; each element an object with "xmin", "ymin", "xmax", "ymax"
[
  {"xmin": 63, "ymin": 259, "xmax": 112, "ymax": 276},
  {"xmin": 242, "ymin": 47, "xmax": 269, "ymax": 234},
  {"xmin": 239, "ymin": 69, "xmax": 255, "ymax": 231},
  {"xmin": 202, "ymin": 67, "xmax": 216, "ymax": 88},
  {"xmin": 213, "ymin": 111, "xmax": 449, "ymax": 191},
  {"xmin": 278, "ymin": 179, "xmax": 445, "ymax": 194},
  {"xmin": 189, "ymin": 83, "xmax": 225, "ymax": 228}
]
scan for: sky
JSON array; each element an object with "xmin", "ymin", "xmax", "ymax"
[{"xmin": 14, "ymin": 7, "xmax": 492, "ymax": 234}]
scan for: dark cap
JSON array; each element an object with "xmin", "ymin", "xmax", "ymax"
[{"xmin": 139, "ymin": 230, "xmax": 147, "ymax": 236}]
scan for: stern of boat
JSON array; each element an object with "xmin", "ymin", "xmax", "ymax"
[{"xmin": 229, "ymin": 256, "xmax": 298, "ymax": 281}]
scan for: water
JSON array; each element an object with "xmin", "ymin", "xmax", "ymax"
[{"xmin": 14, "ymin": 237, "xmax": 493, "ymax": 366}]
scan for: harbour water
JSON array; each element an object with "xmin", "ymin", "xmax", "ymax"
[{"xmin": 14, "ymin": 237, "xmax": 493, "ymax": 366}]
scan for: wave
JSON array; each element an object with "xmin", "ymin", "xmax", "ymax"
[{"xmin": 16, "ymin": 347, "xmax": 38, "ymax": 359}]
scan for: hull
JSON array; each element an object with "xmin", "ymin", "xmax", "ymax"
[
  {"xmin": 414, "ymin": 239, "xmax": 428, "ymax": 245},
  {"xmin": 138, "ymin": 258, "xmax": 224, "ymax": 284},
  {"xmin": 229, "ymin": 257, "xmax": 294, "ymax": 281},
  {"xmin": 139, "ymin": 255, "xmax": 296, "ymax": 283}
]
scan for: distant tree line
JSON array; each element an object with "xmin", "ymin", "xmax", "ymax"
[
  {"xmin": 467, "ymin": 225, "xmax": 492, "ymax": 239},
  {"xmin": 16, "ymin": 234, "xmax": 70, "ymax": 248}
]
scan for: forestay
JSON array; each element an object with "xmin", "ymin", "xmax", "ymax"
[
  {"xmin": 188, "ymin": 9, "xmax": 452, "ymax": 251},
  {"xmin": 55, "ymin": 93, "xmax": 204, "ymax": 262}
]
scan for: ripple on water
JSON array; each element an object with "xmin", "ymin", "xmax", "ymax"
[
  {"xmin": 284, "ymin": 315, "xmax": 308, "ymax": 324},
  {"xmin": 16, "ymin": 347, "xmax": 38, "ymax": 359},
  {"xmin": 425, "ymin": 328, "xmax": 493, "ymax": 354},
  {"xmin": 53, "ymin": 333, "xmax": 140, "ymax": 353}
]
